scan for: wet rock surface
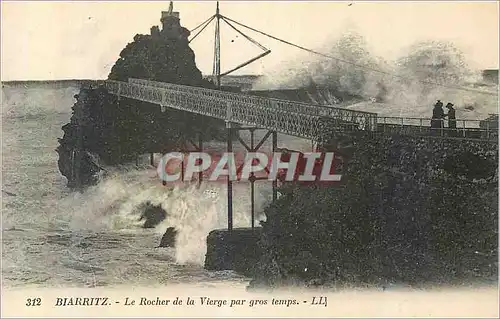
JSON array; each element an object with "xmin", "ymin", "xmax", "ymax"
[
  {"xmin": 138, "ymin": 202, "xmax": 168, "ymax": 229},
  {"xmin": 158, "ymin": 227, "xmax": 178, "ymax": 248}
]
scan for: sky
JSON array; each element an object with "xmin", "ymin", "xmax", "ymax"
[{"xmin": 1, "ymin": 1, "xmax": 499, "ymax": 81}]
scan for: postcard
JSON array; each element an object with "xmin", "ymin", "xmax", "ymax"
[{"xmin": 1, "ymin": 1, "xmax": 498, "ymax": 317}]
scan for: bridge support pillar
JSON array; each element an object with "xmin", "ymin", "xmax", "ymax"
[
  {"xmin": 205, "ymin": 127, "xmax": 278, "ymax": 274},
  {"xmin": 198, "ymin": 133, "xmax": 203, "ymax": 186},
  {"xmin": 250, "ymin": 129, "xmax": 255, "ymax": 229},
  {"xmin": 226, "ymin": 123, "xmax": 234, "ymax": 232},
  {"xmin": 224, "ymin": 127, "xmax": 279, "ymax": 232},
  {"xmin": 272, "ymin": 131, "xmax": 278, "ymax": 202},
  {"xmin": 185, "ymin": 131, "xmax": 205, "ymax": 187}
]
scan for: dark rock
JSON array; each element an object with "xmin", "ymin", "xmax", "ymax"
[
  {"xmin": 306, "ymin": 278, "xmax": 325, "ymax": 287},
  {"xmin": 442, "ymin": 150, "xmax": 497, "ymax": 180},
  {"xmin": 2, "ymin": 190, "xmax": 17, "ymax": 197},
  {"xmin": 56, "ymin": 87, "xmax": 110, "ymax": 189},
  {"xmin": 248, "ymin": 85, "xmax": 360, "ymax": 105},
  {"xmin": 138, "ymin": 201, "xmax": 167, "ymax": 228},
  {"xmin": 205, "ymin": 228, "xmax": 263, "ymax": 277},
  {"xmin": 252, "ymin": 133, "xmax": 498, "ymax": 288},
  {"xmin": 158, "ymin": 227, "xmax": 178, "ymax": 248}
]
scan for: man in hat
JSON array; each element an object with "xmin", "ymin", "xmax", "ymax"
[{"xmin": 444, "ymin": 102, "xmax": 456, "ymax": 129}]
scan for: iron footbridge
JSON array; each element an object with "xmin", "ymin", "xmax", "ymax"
[
  {"xmin": 104, "ymin": 78, "xmax": 497, "ymax": 142},
  {"xmin": 106, "ymin": 78, "xmax": 376, "ymax": 141}
]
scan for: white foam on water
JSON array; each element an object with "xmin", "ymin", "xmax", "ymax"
[{"xmin": 53, "ymin": 163, "xmax": 269, "ymax": 266}]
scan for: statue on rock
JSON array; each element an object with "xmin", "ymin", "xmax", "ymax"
[{"xmin": 108, "ymin": 1, "xmax": 210, "ymax": 87}]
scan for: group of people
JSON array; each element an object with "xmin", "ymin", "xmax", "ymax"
[{"xmin": 431, "ymin": 100, "xmax": 456, "ymax": 129}]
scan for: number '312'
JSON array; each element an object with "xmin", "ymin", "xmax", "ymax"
[{"xmin": 26, "ymin": 298, "xmax": 41, "ymax": 306}]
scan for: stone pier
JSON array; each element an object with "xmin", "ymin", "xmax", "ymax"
[{"xmin": 204, "ymin": 228, "xmax": 263, "ymax": 276}]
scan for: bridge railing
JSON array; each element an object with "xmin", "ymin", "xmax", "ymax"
[
  {"xmin": 105, "ymin": 79, "xmax": 321, "ymax": 139},
  {"xmin": 377, "ymin": 116, "xmax": 498, "ymax": 140},
  {"xmin": 126, "ymin": 78, "xmax": 379, "ymax": 131}
]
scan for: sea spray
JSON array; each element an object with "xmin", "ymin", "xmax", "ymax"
[
  {"xmin": 56, "ymin": 164, "xmax": 269, "ymax": 266},
  {"xmin": 155, "ymin": 182, "xmax": 267, "ymax": 265},
  {"xmin": 253, "ymin": 31, "xmax": 497, "ymax": 119},
  {"xmin": 158, "ymin": 184, "xmax": 221, "ymax": 265},
  {"xmin": 252, "ymin": 31, "xmax": 388, "ymax": 97}
]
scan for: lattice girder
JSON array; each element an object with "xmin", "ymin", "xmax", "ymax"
[{"xmin": 105, "ymin": 79, "xmax": 376, "ymax": 140}]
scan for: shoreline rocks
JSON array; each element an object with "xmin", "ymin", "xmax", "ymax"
[{"xmin": 249, "ymin": 133, "xmax": 498, "ymax": 288}]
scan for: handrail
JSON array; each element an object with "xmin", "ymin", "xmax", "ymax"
[
  {"xmin": 104, "ymin": 80, "xmax": 337, "ymax": 140},
  {"xmin": 377, "ymin": 116, "xmax": 497, "ymax": 140},
  {"xmin": 377, "ymin": 116, "xmax": 491, "ymax": 122},
  {"xmin": 377, "ymin": 117, "xmax": 492, "ymax": 127},
  {"xmin": 127, "ymin": 78, "xmax": 378, "ymax": 116}
]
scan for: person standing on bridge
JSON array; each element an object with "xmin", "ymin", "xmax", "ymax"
[
  {"xmin": 431, "ymin": 100, "xmax": 445, "ymax": 131},
  {"xmin": 443, "ymin": 102, "xmax": 457, "ymax": 137},
  {"xmin": 444, "ymin": 103, "xmax": 456, "ymax": 128}
]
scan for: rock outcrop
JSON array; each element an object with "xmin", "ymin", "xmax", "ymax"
[
  {"xmin": 249, "ymin": 133, "xmax": 498, "ymax": 289},
  {"xmin": 158, "ymin": 227, "xmax": 178, "ymax": 248},
  {"xmin": 56, "ymin": 87, "xmax": 112, "ymax": 189},
  {"xmin": 57, "ymin": 9, "xmax": 226, "ymax": 189},
  {"xmin": 138, "ymin": 201, "xmax": 168, "ymax": 229},
  {"xmin": 205, "ymin": 228, "xmax": 262, "ymax": 277}
]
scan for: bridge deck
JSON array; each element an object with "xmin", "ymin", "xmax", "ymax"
[{"xmin": 104, "ymin": 79, "xmax": 497, "ymax": 142}]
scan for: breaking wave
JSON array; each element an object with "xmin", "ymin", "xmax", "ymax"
[
  {"xmin": 52, "ymin": 161, "xmax": 270, "ymax": 266},
  {"xmin": 253, "ymin": 31, "xmax": 498, "ymax": 119}
]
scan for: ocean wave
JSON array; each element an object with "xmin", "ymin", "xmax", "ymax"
[
  {"xmin": 53, "ymin": 163, "xmax": 269, "ymax": 266},
  {"xmin": 253, "ymin": 32, "xmax": 498, "ymax": 118}
]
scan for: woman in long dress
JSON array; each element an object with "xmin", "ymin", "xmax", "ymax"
[{"xmin": 431, "ymin": 100, "xmax": 445, "ymax": 130}]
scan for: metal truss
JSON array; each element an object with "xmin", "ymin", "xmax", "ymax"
[{"xmin": 105, "ymin": 79, "xmax": 378, "ymax": 141}]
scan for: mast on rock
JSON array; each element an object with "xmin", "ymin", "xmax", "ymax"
[
  {"xmin": 186, "ymin": 1, "xmax": 277, "ymax": 231},
  {"xmin": 213, "ymin": 1, "xmax": 221, "ymax": 89},
  {"xmin": 188, "ymin": 1, "xmax": 271, "ymax": 91}
]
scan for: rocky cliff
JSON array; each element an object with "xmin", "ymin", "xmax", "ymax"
[
  {"xmin": 249, "ymin": 133, "xmax": 498, "ymax": 289},
  {"xmin": 57, "ymin": 14, "xmax": 226, "ymax": 189}
]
